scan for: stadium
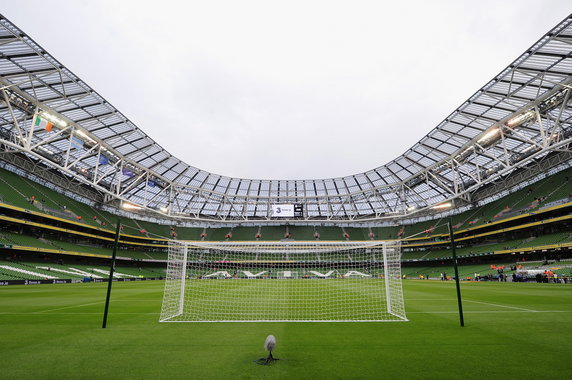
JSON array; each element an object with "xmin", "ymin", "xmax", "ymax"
[{"xmin": 1, "ymin": 5, "xmax": 572, "ymax": 379}]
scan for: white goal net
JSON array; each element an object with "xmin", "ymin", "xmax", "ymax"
[{"xmin": 160, "ymin": 240, "xmax": 406, "ymax": 322}]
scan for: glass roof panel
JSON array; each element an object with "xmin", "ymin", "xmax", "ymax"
[{"xmin": 0, "ymin": 15, "xmax": 570, "ymax": 219}]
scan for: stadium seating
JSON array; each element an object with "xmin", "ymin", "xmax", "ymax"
[
  {"xmin": 228, "ymin": 226, "xmax": 259, "ymax": 240},
  {"xmin": 516, "ymin": 232, "xmax": 571, "ymax": 248},
  {"xmin": 0, "ymin": 169, "xmax": 37, "ymax": 209},
  {"xmin": 312, "ymin": 226, "xmax": 344, "ymax": 240},
  {"xmin": 0, "ymin": 259, "xmax": 165, "ymax": 280},
  {"xmin": 287, "ymin": 226, "xmax": 317, "ymax": 240},
  {"xmin": 2, "ymin": 163, "xmax": 570, "ymax": 245},
  {"xmin": 256, "ymin": 226, "xmax": 287, "ymax": 241},
  {"xmin": 0, "ymin": 164, "xmax": 570, "ymax": 277},
  {"xmin": 1, "ymin": 231, "xmax": 57, "ymax": 250},
  {"xmin": 173, "ymin": 227, "xmax": 202, "ymax": 240},
  {"xmin": 0, "ymin": 261, "xmax": 59, "ymax": 279},
  {"xmin": 402, "ymin": 237, "xmax": 527, "ymax": 261}
]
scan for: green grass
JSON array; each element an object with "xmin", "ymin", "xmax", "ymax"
[{"xmin": 1, "ymin": 280, "xmax": 571, "ymax": 379}]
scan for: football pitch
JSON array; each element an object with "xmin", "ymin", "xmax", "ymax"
[{"xmin": 1, "ymin": 280, "xmax": 571, "ymax": 379}]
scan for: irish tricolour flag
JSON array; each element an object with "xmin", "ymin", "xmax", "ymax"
[{"xmin": 33, "ymin": 113, "xmax": 54, "ymax": 132}]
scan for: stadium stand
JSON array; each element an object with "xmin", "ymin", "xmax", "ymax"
[
  {"xmin": 0, "ymin": 13, "xmax": 571, "ymax": 286},
  {"xmin": 1, "ymin": 168, "xmax": 571, "ymax": 254},
  {"xmin": 0, "ymin": 259, "xmax": 164, "ymax": 281}
]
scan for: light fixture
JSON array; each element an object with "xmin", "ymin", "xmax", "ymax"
[
  {"xmin": 121, "ymin": 202, "xmax": 142, "ymax": 211},
  {"xmin": 477, "ymin": 128, "xmax": 500, "ymax": 144},
  {"xmin": 506, "ymin": 110, "xmax": 535, "ymax": 128},
  {"xmin": 76, "ymin": 129, "xmax": 96, "ymax": 143},
  {"xmin": 431, "ymin": 202, "xmax": 452, "ymax": 210}
]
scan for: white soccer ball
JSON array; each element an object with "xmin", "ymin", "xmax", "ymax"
[{"xmin": 264, "ymin": 335, "xmax": 276, "ymax": 352}]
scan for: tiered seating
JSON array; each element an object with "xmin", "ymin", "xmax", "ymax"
[
  {"xmin": 204, "ymin": 227, "xmax": 229, "ymax": 241},
  {"xmin": 404, "ymin": 218, "xmax": 447, "ymax": 237},
  {"xmin": 195, "ymin": 250, "xmax": 225, "ymax": 261},
  {"xmin": 287, "ymin": 226, "xmax": 316, "ymax": 240},
  {"xmin": 402, "ymin": 238, "xmax": 525, "ymax": 260},
  {"xmin": 511, "ymin": 170, "xmax": 569, "ymax": 210},
  {"xmin": 370, "ymin": 226, "xmax": 400, "ymax": 240},
  {"xmin": 402, "ymin": 264, "xmax": 496, "ymax": 279},
  {"xmin": 1, "ymin": 232, "xmax": 57, "ymax": 250},
  {"xmin": 117, "ymin": 250, "xmax": 167, "ymax": 260},
  {"xmin": 20, "ymin": 176, "xmax": 66, "ymax": 211},
  {"xmin": 0, "ymin": 262, "xmax": 59, "ymax": 279},
  {"xmin": 0, "ymin": 259, "xmax": 165, "ymax": 280},
  {"xmin": 118, "ymin": 218, "xmax": 145, "ymax": 235},
  {"xmin": 0, "ymin": 268, "xmax": 24, "ymax": 280},
  {"xmin": 0, "ymin": 169, "xmax": 35, "ymax": 209},
  {"xmin": 314, "ymin": 226, "xmax": 344, "ymax": 240},
  {"xmin": 132, "ymin": 219, "xmax": 172, "ymax": 238},
  {"xmin": 517, "ymin": 233, "xmax": 571, "ymax": 248},
  {"xmin": 1, "ymin": 164, "xmax": 570, "ymax": 275},
  {"xmin": 36, "ymin": 264, "xmax": 99, "ymax": 279},
  {"xmin": 258, "ymin": 226, "xmax": 287, "ymax": 241},
  {"xmin": 184, "ymin": 227, "xmax": 205, "ymax": 241},
  {"xmin": 22, "ymin": 175, "xmax": 103, "ymax": 228},
  {"xmin": 0, "ymin": 231, "xmax": 167, "ymax": 261},
  {"xmin": 401, "ymin": 250, "xmax": 432, "ymax": 260},
  {"xmin": 229, "ymin": 226, "xmax": 258, "ymax": 240},
  {"xmin": 459, "ymin": 200, "xmax": 502, "ymax": 228},
  {"xmin": 343, "ymin": 227, "xmax": 368, "ymax": 240},
  {"xmin": 538, "ymin": 170, "xmax": 571, "ymax": 204},
  {"xmin": 50, "ymin": 238, "xmax": 166, "ymax": 260},
  {"xmin": 48, "ymin": 239, "xmax": 107, "ymax": 254},
  {"xmin": 0, "ymin": 233, "xmax": 14, "ymax": 245}
]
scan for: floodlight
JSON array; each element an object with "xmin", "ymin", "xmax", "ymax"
[
  {"xmin": 506, "ymin": 110, "xmax": 535, "ymax": 128},
  {"xmin": 432, "ymin": 202, "xmax": 452, "ymax": 210},
  {"xmin": 121, "ymin": 202, "xmax": 142, "ymax": 211},
  {"xmin": 76, "ymin": 129, "xmax": 96, "ymax": 143},
  {"xmin": 477, "ymin": 128, "xmax": 500, "ymax": 144}
]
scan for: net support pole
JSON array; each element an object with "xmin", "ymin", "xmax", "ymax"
[
  {"xmin": 382, "ymin": 243, "xmax": 392, "ymax": 315},
  {"xmin": 178, "ymin": 244, "xmax": 188, "ymax": 316},
  {"xmin": 448, "ymin": 218, "xmax": 464, "ymax": 327},
  {"xmin": 102, "ymin": 219, "xmax": 121, "ymax": 329}
]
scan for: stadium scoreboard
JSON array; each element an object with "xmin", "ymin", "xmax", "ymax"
[{"xmin": 271, "ymin": 204, "xmax": 304, "ymax": 218}]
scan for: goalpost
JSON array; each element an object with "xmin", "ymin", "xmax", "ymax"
[{"xmin": 160, "ymin": 240, "xmax": 407, "ymax": 322}]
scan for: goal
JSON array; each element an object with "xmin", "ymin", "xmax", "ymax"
[{"xmin": 160, "ymin": 240, "xmax": 407, "ymax": 322}]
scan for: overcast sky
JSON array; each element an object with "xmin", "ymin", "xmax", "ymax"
[{"xmin": 2, "ymin": 1, "xmax": 571, "ymax": 180}]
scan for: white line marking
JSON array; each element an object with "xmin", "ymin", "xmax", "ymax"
[
  {"xmin": 0, "ymin": 312, "xmax": 160, "ymax": 315},
  {"xmin": 464, "ymin": 299, "xmax": 538, "ymax": 312},
  {"xmin": 29, "ymin": 298, "xmax": 158, "ymax": 314},
  {"xmin": 406, "ymin": 299, "xmax": 457, "ymax": 301},
  {"xmin": 32, "ymin": 300, "xmax": 105, "ymax": 314},
  {"xmin": 407, "ymin": 310, "xmax": 570, "ymax": 314}
]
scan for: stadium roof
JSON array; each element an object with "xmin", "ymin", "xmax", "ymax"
[{"xmin": 0, "ymin": 13, "xmax": 571, "ymax": 222}]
